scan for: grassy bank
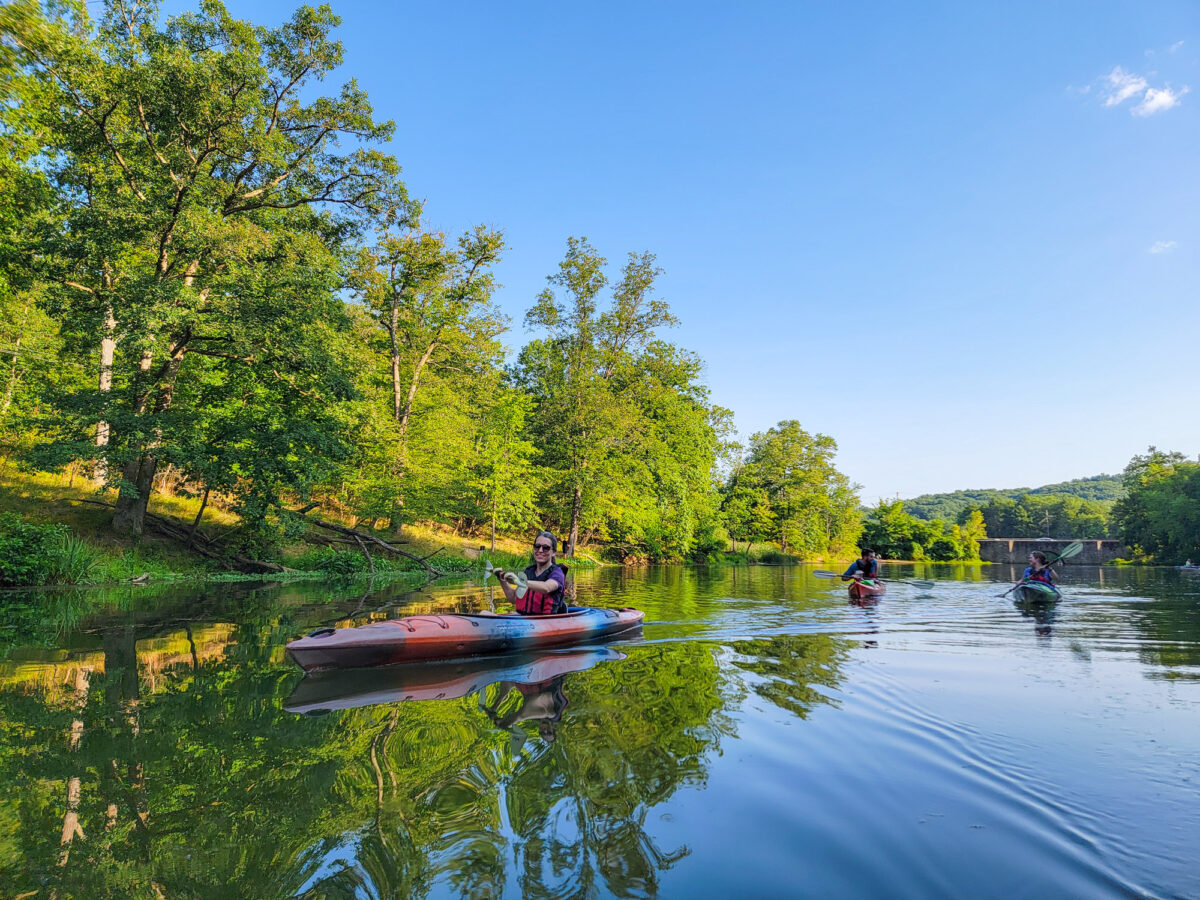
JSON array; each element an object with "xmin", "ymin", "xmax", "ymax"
[{"xmin": 0, "ymin": 468, "xmax": 604, "ymax": 588}]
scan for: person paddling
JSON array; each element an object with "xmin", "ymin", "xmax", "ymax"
[
  {"xmin": 492, "ymin": 531, "xmax": 568, "ymax": 615},
  {"xmin": 1015, "ymin": 551, "xmax": 1056, "ymax": 590},
  {"xmin": 842, "ymin": 548, "xmax": 880, "ymax": 584}
]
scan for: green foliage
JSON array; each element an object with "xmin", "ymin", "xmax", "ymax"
[
  {"xmin": 0, "ymin": 513, "xmax": 101, "ymax": 586},
  {"xmin": 1112, "ymin": 447, "xmax": 1200, "ymax": 563},
  {"xmin": 4, "ymin": 0, "xmax": 406, "ymax": 536},
  {"xmin": 0, "ymin": 513, "xmax": 67, "ymax": 586},
  {"xmin": 518, "ymin": 238, "xmax": 725, "ymax": 562},
  {"xmin": 962, "ymin": 493, "xmax": 1113, "ymax": 538},
  {"xmin": 901, "ymin": 474, "xmax": 1124, "ymax": 522},
  {"xmin": 860, "ymin": 500, "xmax": 982, "ymax": 561},
  {"xmin": 721, "ymin": 421, "xmax": 861, "ymax": 559}
]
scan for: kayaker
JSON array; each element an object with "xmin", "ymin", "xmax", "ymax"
[
  {"xmin": 1016, "ymin": 551, "xmax": 1056, "ymax": 589},
  {"xmin": 842, "ymin": 548, "xmax": 879, "ymax": 583},
  {"xmin": 492, "ymin": 531, "xmax": 568, "ymax": 615}
]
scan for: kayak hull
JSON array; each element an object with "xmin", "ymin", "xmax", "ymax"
[
  {"xmin": 1013, "ymin": 582, "xmax": 1060, "ymax": 603},
  {"xmin": 286, "ymin": 606, "xmax": 645, "ymax": 672},
  {"xmin": 285, "ymin": 646, "xmax": 625, "ymax": 714},
  {"xmin": 848, "ymin": 580, "xmax": 886, "ymax": 600}
]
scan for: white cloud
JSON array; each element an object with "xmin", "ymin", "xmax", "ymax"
[
  {"xmin": 1169, "ymin": 40, "xmax": 1185, "ymax": 53},
  {"xmin": 1096, "ymin": 66, "xmax": 1188, "ymax": 115},
  {"xmin": 1133, "ymin": 85, "xmax": 1189, "ymax": 116},
  {"xmin": 1149, "ymin": 241, "xmax": 1178, "ymax": 254},
  {"xmin": 1103, "ymin": 67, "xmax": 1148, "ymax": 106}
]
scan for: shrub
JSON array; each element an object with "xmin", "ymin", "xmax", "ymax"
[{"xmin": 0, "ymin": 514, "xmax": 70, "ymax": 587}]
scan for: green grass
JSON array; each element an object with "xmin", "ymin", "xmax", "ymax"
[{"xmin": 0, "ymin": 467, "xmax": 608, "ymax": 588}]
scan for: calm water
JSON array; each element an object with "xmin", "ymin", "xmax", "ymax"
[{"xmin": 1, "ymin": 564, "xmax": 1198, "ymax": 899}]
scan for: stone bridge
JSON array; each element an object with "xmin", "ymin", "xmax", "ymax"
[{"xmin": 977, "ymin": 538, "xmax": 1125, "ymax": 565}]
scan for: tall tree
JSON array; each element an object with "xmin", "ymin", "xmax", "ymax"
[
  {"xmin": 1112, "ymin": 447, "xmax": 1200, "ymax": 562},
  {"xmin": 519, "ymin": 238, "xmax": 690, "ymax": 557},
  {"xmin": 467, "ymin": 386, "xmax": 539, "ymax": 551},
  {"xmin": 734, "ymin": 420, "xmax": 861, "ymax": 557},
  {"xmin": 348, "ymin": 218, "xmax": 507, "ymax": 526},
  {"xmin": 3, "ymin": 0, "xmax": 407, "ymax": 534}
]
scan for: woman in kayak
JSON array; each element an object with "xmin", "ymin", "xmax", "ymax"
[
  {"xmin": 492, "ymin": 531, "xmax": 568, "ymax": 615},
  {"xmin": 1017, "ymin": 551, "xmax": 1056, "ymax": 589},
  {"xmin": 842, "ymin": 548, "xmax": 880, "ymax": 584}
]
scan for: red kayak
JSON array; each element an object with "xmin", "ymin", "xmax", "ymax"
[
  {"xmin": 286, "ymin": 606, "xmax": 645, "ymax": 672},
  {"xmin": 284, "ymin": 646, "xmax": 626, "ymax": 714},
  {"xmin": 848, "ymin": 580, "xmax": 886, "ymax": 600}
]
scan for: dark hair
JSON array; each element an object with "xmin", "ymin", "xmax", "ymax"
[
  {"xmin": 534, "ymin": 531, "xmax": 558, "ymax": 552},
  {"xmin": 860, "ymin": 548, "xmax": 875, "ymax": 556},
  {"xmin": 1031, "ymin": 551, "xmax": 1048, "ymax": 564}
]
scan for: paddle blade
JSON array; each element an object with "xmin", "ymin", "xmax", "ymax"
[
  {"xmin": 812, "ymin": 570, "xmax": 840, "ymax": 579},
  {"xmin": 907, "ymin": 580, "xmax": 936, "ymax": 589},
  {"xmin": 1058, "ymin": 541, "xmax": 1084, "ymax": 560}
]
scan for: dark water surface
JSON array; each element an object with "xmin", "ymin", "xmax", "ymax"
[{"xmin": 1, "ymin": 565, "xmax": 1198, "ymax": 898}]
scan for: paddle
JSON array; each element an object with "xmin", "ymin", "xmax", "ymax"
[
  {"xmin": 998, "ymin": 542, "xmax": 1084, "ymax": 597},
  {"xmin": 1045, "ymin": 541, "xmax": 1084, "ymax": 565},
  {"xmin": 813, "ymin": 570, "xmax": 936, "ymax": 589},
  {"xmin": 484, "ymin": 560, "xmax": 529, "ymax": 599}
]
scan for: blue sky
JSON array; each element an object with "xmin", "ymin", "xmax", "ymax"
[{"xmin": 204, "ymin": 0, "xmax": 1198, "ymax": 501}]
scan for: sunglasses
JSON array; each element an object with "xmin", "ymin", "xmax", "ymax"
[{"xmin": 533, "ymin": 543, "xmax": 553, "ymax": 552}]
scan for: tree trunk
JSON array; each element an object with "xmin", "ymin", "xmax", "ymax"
[
  {"xmin": 112, "ymin": 342, "xmax": 187, "ymax": 536},
  {"xmin": 94, "ymin": 302, "xmax": 116, "ymax": 485},
  {"xmin": 0, "ymin": 294, "xmax": 32, "ymax": 418},
  {"xmin": 390, "ymin": 300, "xmax": 402, "ymax": 421},
  {"xmin": 567, "ymin": 484, "xmax": 583, "ymax": 558},
  {"xmin": 396, "ymin": 341, "xmax": 436, "ymax": 435}
]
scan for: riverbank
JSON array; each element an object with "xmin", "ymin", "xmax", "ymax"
[{"xmin": 0, "ymin": 469, "xmax": 607, "ymax": 588}]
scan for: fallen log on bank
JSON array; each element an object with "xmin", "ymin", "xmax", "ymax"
[
  {"xmin": 293, "ymin": 512, "xmax": 445, "ymax": 578},
  {"xmin": 62, "ymin": 499, "xmax": 294, "ymax": 575}
]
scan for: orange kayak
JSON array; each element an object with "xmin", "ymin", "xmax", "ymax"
[
  {"xmin": 286, "ymin": 606, "xmax": 645, "ymax": 672},
  {"xmin": 848, "ymin": 580, "xmax": 886, "ymax": 600}
]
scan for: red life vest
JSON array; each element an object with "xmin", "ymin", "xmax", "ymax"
[{"xmin": 515, "ymin": 564, "xmax": 567, "ymax": 615}]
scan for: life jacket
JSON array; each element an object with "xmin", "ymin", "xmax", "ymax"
[
  {"xmin": 1025, "ymin": 566, "xmax": 1053, "ymax": 585},
  {"xmin": 856, "ymin": 559, "xmax": 877, "ymax": 578},
  {"xmin": 515, "ymin": 564, "xmax": 567, "ymax": 615}
]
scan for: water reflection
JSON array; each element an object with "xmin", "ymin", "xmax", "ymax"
[
  {"xmin": 0, "ymin": 566, "xmax": 1197, "ymax": 897},
  {"xmin": 285, "ymin": 646, "xmax": 625, "ymax": 714}
]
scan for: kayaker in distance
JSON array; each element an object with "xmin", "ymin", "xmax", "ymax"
[
  {"xmin": 1015, "ymin": 551, "xmax": 1056, "ymax": 591},
  {"xmin": 492, "ymin": 531, "xmax": 568, "ymax": 615},
  {"xmin": 842, "ymin": 548, "xmax": 879, "ymax": 583}
]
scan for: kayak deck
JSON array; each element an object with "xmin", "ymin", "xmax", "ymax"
[
  {"xmin": 848, "ymin": 580, "xmax": 886, "ymax": 600},
  {"xmin": 1013, "ymin": 582, "xmax": 1060, "ymax": 602},
  {"xmin": 286, "ymin": 606, "xmax": 645, "ymax": 671}
]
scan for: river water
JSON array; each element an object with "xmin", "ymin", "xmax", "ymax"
[{"xmin": 1, "ymin": 564, "xmax": 1197, "ymax": 898}]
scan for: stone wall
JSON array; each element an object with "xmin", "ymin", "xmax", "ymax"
[{"xmin": 977, "ymin": 538, "xmax": 1126, "ymax": 565}]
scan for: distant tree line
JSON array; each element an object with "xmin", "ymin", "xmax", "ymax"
[
  {"xmin": 901, "ymin": 475, "xmax": 1124, "ymax": 522},
  {"xmin": 0, "ymin": 0, "xmax": 862, "ymax": 563}
]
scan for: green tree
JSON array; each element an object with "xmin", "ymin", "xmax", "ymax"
[
  {"xmin": 468, "ymin": 386, "xmax": 540, "ymax": 550},
  {"xmin": 519, "ymin": 238, "xmax": 693, "ymax": 557},
  {"xmin": 734, "ymin": 420, "xmax": 861, "ymax": 557},
  {"xmin": 1112, "ymin": 447, "xmax": 1200, "ymax": 562},
  {"xmin": 3, "ymin": 0, "xmax": 407, "ymax": 535},
  {"xmin": 348, "ymin": 217, "xmax": 507, "ymax": 527},
  {"xmin": 860, "ymin": 499, "xmax": 981, "ymax": 561}
]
